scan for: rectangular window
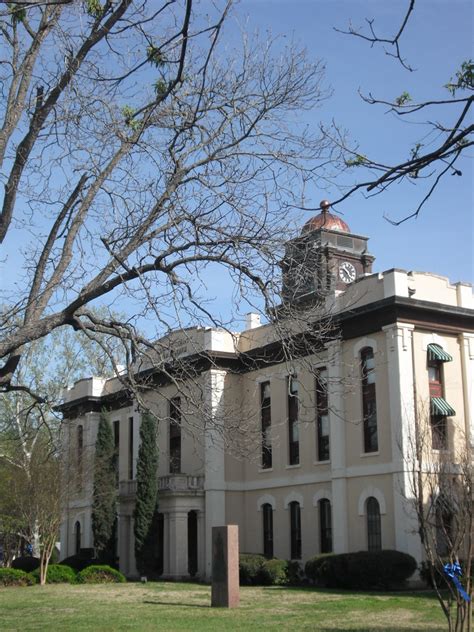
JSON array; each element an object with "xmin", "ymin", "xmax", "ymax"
[
  {"xmin": 288, "ymin": 376, "xmax": 299, "ymax": 465},
  {"xmin": 361, "ymin": 348, "xmax": 378, "ymax": 453},
  {"xmin": 431, "ymin": 415, "xmax": 447, "ymax": 450},
  {"xmin": 428, "ymin": 357, "xmax": 453, "ymax": 450},
  {"xmin": 113, "ymin": 420, "xmax": 120, "ymax": 482},
  {"xmin": 128, "ymin": 417, "xmax": 134, "ymax": 480},
  {"xmin": 428, "ymin": 362, "xmax": 443, "ymax": 398},
  {"xmin": 316, "ymin": 368, "xmax": 329, "ymax": 461},
  {"xmin": 169, "ymin": 397, "xmax": 181, "ymax": 474},
  {"xmin": 290, "ymin": 501, "xmax": 302, "ymax": 559},
  {"xmin": 260, "ymin": 382, "xmax": 272, "ymax": 469}
]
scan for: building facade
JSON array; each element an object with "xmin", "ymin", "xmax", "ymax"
[{"xmin": 59, "ymin": 206, "xmax": 474, "ymax": 580}]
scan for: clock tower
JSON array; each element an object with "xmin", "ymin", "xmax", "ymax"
[{"xmin": 281, "ymin": 200, "xmax": 375, "ymax": 306}]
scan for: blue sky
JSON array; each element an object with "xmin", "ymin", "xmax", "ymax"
[
  {"xmin": 1, "ymin": 1, "xmax": 472, "ymax": 336},
  {"xmin": 229, "ymin": 0, "xmax": 473, "ymax": 284}
]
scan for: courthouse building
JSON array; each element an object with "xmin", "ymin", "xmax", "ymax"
[{"xmin": 59, "ymin": 202, "xmax": 474, "ymax": 580}]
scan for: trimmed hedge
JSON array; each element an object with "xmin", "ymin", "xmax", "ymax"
[
  {"xmin": 11, "ymin": 556, "xmax": 40, "ymax": 573},
  {"xmin": 77, "ymin": 565, "xmax": 126, "ymax": 584},
  {"xmin": 285, "ymin": 560, "xmax": 304, "ymax": 586},
  {"xmin": 239, "ymin": 554, "xmax": 299, "ymax": 586},
  {"xmin": 31, "ymin": 564, "xmax": 77, "ymax": 584},
  {"xmin": 0, "ymin": 568, "xmax": 35, "ymax": 587},
  {"xmin": 259, "ymin": 559, "xmax": 288, "ymax": 586},
  {"xmin": 305, "ymin": 550, "xmax": 417, "ymax": 590},
  {"xmin": 239, "ymin": 553, "xmax": 267, "ymax": 585},
  {"xmin": 305, "ymin": 553, "xmax": 334, "ymax": 584}
]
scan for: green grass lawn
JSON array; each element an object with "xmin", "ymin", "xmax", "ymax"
[{"xmin": 0, "ymin": 582, "xmax": 445, "ymax": 631}]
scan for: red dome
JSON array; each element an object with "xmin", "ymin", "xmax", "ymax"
[
  {"xmin": 302, "ymin": 200, "xmax": 350, "ymax": 234},
  {"xmin": 302, "ymin": 212, "xmax": 350, "ymax": 234}
]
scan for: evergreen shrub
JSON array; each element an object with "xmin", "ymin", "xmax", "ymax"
[
  {"xmin": 305, "ymin": 550, "xmax": 416, "ymax": 590},
  {"xmin": 285, "ymin": 560, "xmax": 304, "ymax": 585},
  {"xmin": 259, "ymin": 558, "xmax": 288, "ymax": 585},
  {"xmin": 239, "ymin": 553, "xmax": 266, "ymax": 585},
  {"xmin": 0, "ymin": 568, "xmax": 34, "ymax": 587},
  {"xmin": 77, "ymin": 564, "xmax": 126, "ymax": 584},
  {"xmin": 31, "ymin": 564, "xmax": 76, "ymax": 584}
]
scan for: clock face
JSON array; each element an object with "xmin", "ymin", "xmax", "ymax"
[{"xmin": 339, "ymin": 261, "xmax": 356, "ymax": 284}]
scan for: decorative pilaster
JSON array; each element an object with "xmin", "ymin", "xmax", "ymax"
[
  {"xmin": 203, "ymin": 369, "xmax": 227, "ymax": 579},
  {"xmin": 383, "ymin": 323, "xmax": 422, "ymax": 564},
  {"xmin": 459, "ymin": 333, "xmax": 474, "ymax": 446},
  {"xmin": 327, "ymin": 340, "xmax": 348, "ymax": 553}
]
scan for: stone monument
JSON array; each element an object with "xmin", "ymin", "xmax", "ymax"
[{"xmin": 211, "ymin": 525, "xmax": 239, "ymax": 608}]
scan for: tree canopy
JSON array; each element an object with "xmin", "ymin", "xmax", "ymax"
[{"xmin": 0, "ymin": 0, "xmax": 334, "ymax": 404}]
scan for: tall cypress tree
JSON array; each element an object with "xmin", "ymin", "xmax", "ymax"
[
  {"xmin": 92, "ymin": 410, "xmax": 117, "ymax": 562},
  {"xmin": 133, "ymin": 411, "xmax": 159, "ymax": 576}
]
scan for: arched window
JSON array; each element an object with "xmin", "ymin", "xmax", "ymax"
[
  {"xmin": 319, "ymin": 499, "xmax": 332, "ymax": 553},
  {"xmin": 74, "ymin": 521, "xmax": 81, "ymax": 555},
  {"xmin": 260, "ymin": 382, "xmax": 272, "ymax": 469},
  {"xmin": 77, "ymin": 425, "xmax": 83, "ymax": 491},
  {"xmin": 316, "ymin": 368, "xmax": 330, "ymax": 461},
  {"xmin": 169, "ymin": 397, "xmax": 181, "ymax": 474},
  {"xmin": 289, "ymin": 501, "xmax": 302, "ymax": 559},
  {"xmin": 262, "ymin": 503, "xmax": 273, "ymax": 558},
  {"xmin": 360, "ymin": 347, "xmax": 378, "ymax": 453},
  {"xmin": 288, "ymin": 376, "xmax": 299, "ymax": 465},
  {"xmin": 366, "ymin": 497, "xmax": 381, "ymax": 551}
]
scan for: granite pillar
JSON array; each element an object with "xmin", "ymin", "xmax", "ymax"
[{"xmin": 211, "ymin": 525, "xmax": 239, "ymax": 608}]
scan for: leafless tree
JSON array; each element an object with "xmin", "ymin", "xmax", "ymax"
[
  {"xmin": 318, "ymin": 0, "xmax": 473, "ymax": 223},
  {"xmin": 0, "ymin": 0, "xmax": 337, "ymax": 419},
  {"xmin": 406, "ymin": 404, "xmax": 472, "ymax": 632}
]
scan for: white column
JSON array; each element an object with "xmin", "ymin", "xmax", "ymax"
[
  {"xmin": 162, "ymin": 513, "xmax": 170, "ymax": 576},
  {"xmin": 197, "ymin": 510, "xmax": 206, "ymax": 578},
  {"xmin": 117, "ymin": 513, "xmax": 127, "ymax": 575},
  {"xmin": 129, "ymin": 517, "xmax": 138, "ymax": 577},
  {"xmin": 168, "ymin": 510, "xmax": 189, "ymax": 578},
  {"xmin": 459, "ymin": 333, "xmax": 474, "ymax": 446},
  {"xmin": 203, "ymin": 369, "xmax": 227, "ymax": 580},
  {"xmin": 383, "ymin": 323, "xmax": 422, "ymax": 564},
  {"xmin": 83, "ymin": 510, "xmax": 93, "ymax": 548},
  {"xmin": 327, "ymin": 340, "xmax": 348, "ymax": 553}
]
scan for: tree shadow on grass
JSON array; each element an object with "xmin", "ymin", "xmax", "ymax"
[
  {"xmin": 143, "ymin": 600, "xmax": 210, "ymax": 608},
  {"xmin": 316, "ymin": 629, "xmax": 444, "ymax": 632}
]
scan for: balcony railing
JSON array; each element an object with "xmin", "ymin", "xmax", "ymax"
[
  {"xmin": 159, "ymin": 474, "xmax": 204, "ymax": 493},
  {"xmin": 119, "ymin": 474, "xmax": 204, "ymax": 498}
]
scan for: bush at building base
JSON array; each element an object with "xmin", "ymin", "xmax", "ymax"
[
  {"xmin": 259, "ymin": 559, "xmax": 288, "ymax": 585},
  {"xmin": 239, "ymin": 554, "xmax": 299, "ymax": 586},
  {"xmin": 0, "ymin": 568, "xmax": 35, "ymax": 587},
  {"xmin": 285, "ymin": 560, "xmax": 304, "ymax": 585},
  {"xmin": 30, "ymin": 564, "xmax": 77, "ymax": 584},
  {"xmin": 77, "ymin": 565, "xmax": 126, "ymax": 584},
  {"xmin": 305, "ymin": 550, "xmax": 417, "ymax": 590},
  {"xmin": 239, "ymin": 553, "xmax": 267, "ymax": 585},
  {"xmin": 11, "ymin": 556, "xmax": 40, "ymax": 573}
]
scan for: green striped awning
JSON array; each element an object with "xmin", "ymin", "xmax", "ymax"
[
  {"xmin": 431, "ymin": 397, "xmax": 455, "ymax": 417},
  {"xmin": 428, "ymin": 343, "xmax": 453, "ymax": 363}
]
